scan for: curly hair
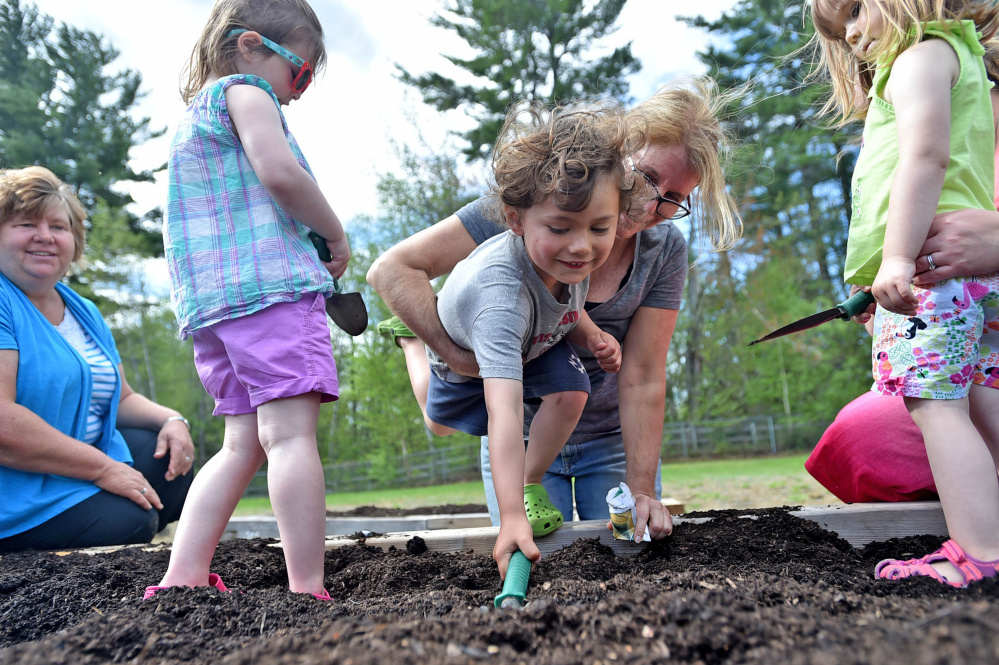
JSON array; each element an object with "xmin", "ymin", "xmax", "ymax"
[
  {"xmin": 0, "ymin": 166, "xmax": 87, "ymax": 262},
  {"xmin": 488, "ymin": 100, "xmax": 646, "ymax": 226},
  {"xmin": 181, "ymin": 0, "xmax": 326, "ymax": 104}
]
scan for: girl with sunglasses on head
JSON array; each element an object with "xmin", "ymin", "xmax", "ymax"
[{"xmin": 148, "ymin": 0, "xmax": 348, "ymax": 601}]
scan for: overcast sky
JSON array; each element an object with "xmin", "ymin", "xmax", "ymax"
[{"xmin": 29, "ymin": 0, "xmax": 740, "ymax": 228}]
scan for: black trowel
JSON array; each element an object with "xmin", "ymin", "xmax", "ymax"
[{"xmin": 309, "ymin": 232, "xmax": 368, "ymax": 336}]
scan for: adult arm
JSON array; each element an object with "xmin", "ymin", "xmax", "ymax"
[
  {"xmin": 366, "ymin": 214, "xmax": 480, "ymax": 376},
  {"xmin": 616, "ymin": 306, "xmax": 678, "ymax": 541},
  {"xmin": 115, "ymin": 366, "xmax": 194, "ymax": 481},
  {"xmin": 912, "ymin": 209, "xmax": 999, "ymax": 281},
  {"xmin": 225, "ymin": 84, "xmax": 350, "ymax": 278},
  {"xmin": 0, "ymin": 350, "xmax": 162, "ymax": 510}
]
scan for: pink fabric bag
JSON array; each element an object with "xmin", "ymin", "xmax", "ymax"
[{"xmin": 805, "ymin": 391, "xmax": 937, "ymax": 503}]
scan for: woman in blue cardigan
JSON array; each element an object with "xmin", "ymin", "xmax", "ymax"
[{"xmin": 0, "ymin": 166, "xmax": 194, "ymax": 552}]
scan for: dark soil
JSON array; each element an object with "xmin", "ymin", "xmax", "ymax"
[
  {"xmin": 3, "ymin": 506, "xmax": 998, "ymax": 664},
  {"xmin": 325, "ymin": 504, "xmax": 489, "ymax": 517}
]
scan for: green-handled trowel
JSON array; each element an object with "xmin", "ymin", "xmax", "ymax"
[
  {"xmin": 748, "ymin": 290, "xmax": 875, "ymax": 346},
  {"xmin": 309, "ymin": 232, "xmax": 368, "ymax": 337},
  {"xmin": 494, "ymin": 550, "xmax": 532, "ymax": 609}
]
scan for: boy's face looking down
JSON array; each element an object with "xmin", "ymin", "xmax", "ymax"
[{"xmin": 507, "ymin": 175, "xmax": 619, "ymax": 297}]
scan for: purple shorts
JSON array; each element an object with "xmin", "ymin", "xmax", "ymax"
[{"xmin": 191, "ymin": 293, "xmax": 339, "ymax": 415}]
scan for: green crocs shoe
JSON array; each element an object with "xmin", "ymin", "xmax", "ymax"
[
  {"xmin": 524, "ymin": 483, "xmax": 563, "ymax": 537},
  {"xmin": 376, "ymin": 315, "xmax": 416, "ymax": 347}
]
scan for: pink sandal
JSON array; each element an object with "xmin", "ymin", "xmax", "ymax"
[
  {"xmin": 875, "ymin": 539, "xmax": 999, "ymax": 588},
  {"xmin": 143, "ymin": 573, "xmax": 231, "ymax": 600}
]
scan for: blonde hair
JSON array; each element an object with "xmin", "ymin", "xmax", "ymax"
[
  {"xmin": 180, "ymin": 0, "xmax": 326, "ymax": 104},
  {"xmin": 0, "ymin": 166, "xmax": 87, "ymax": 262},
  {"xmin": 490, "ymin": 100, "xmax": 646, "ymax": 225},
  {"xmin": 809, "ymin": 0, "xmax": 999, "ymax": 125},
  {"xmin": 629, "ymin": 77, "xmax": 743, "ymax": 251}
]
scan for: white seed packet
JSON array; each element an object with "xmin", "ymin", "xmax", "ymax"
[{"xmin": 605, "ymin": 482, "xmax": 651, "ymax": 542}]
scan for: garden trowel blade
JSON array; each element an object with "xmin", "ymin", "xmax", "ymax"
[
  {"xmin": 325, "ymin": 285, "xmax": 368, "ymax": 337},
  {"xmin": 747, "ymin": 308, "xmax": 845, "ymax": 345},
  {"xmin": 307, "ymin": 231, "xmax": 368, "ymax": 336},
  {"xmin": 747, "ymin": 290, "xmax": 876, "ymax": 346}
]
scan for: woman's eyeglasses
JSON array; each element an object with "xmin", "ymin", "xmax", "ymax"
[
  {"xmin": 628, "ymin": 156, "xmax": 692, "ymax": 221},
  {"xmin": 228, "ymin": 29, "xmax": 313, "ymax": 93}
]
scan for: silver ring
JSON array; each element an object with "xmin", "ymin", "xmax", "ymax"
[
  {"xmin": 184, "ymin": 456, "xmax": 192, "ymax": 462},
  {"xmin": 140, "ymin": 487, "xmax": 147, "ymax": 495},
  {"xmin": 926, "ymin": 253, "xmax": 938, "ymax": 271}
]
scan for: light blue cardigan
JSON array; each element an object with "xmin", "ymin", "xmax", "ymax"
[{"xmin": 0, "ymin": 274, "xmax": 132, "ymax": 539}]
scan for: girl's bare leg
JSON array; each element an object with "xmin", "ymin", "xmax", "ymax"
[
  {"xmin": 158, "ymin": 413, "xmax": 266, "ymax": 587},
  {"xmin": 908, "ymin": 395, "xmax": 999, "ymax": 582},
  {"xmin": 256, "ymin": 393, "xmax": 327, "ymax": 595}
]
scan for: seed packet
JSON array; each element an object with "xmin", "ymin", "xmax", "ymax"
[{"xmin": 605, "ymin": 482, "xmax": 651, "ymax": 542}]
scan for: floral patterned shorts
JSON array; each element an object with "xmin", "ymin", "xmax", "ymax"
[{"xmin": 872, "ymin": 273, "xmax": 999, "ymax": 399}]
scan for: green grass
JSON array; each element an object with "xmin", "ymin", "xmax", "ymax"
[
  {"xmin": 658, "ymin": 454, "xmax": 814, "ymax": 482},
  {"xmin": 234, "ymin": 481, "xmax": 487, "ymax": 516},
  {"xmin": 233, "ymin": 453, "xmax": 838, "ymax": 515}
]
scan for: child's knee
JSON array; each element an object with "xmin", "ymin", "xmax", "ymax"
[
  {"xmin": 543, "ymin": 390, "xmax": 588, "ymax": 414},
  {"xmin": 424, "ymin": 416, "xmax": 454, "ymax": 437}
]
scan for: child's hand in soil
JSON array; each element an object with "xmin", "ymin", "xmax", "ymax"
[
  {"xmin": 586, "ymin": 330, "xmax": 621, "ymax": 373},
  {"xmin": 493, "ymin": 518, "xmax": 540, "ymax": 579}
]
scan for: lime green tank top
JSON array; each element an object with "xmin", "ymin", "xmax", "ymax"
[{"xmin": 844, "ymin": 20, "xmax": 995, "ymax": 285}]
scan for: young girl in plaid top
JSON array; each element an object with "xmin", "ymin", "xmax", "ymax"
[{"xmin": 147, "ymin": 0, "xmax": 348, "ymax": 600}]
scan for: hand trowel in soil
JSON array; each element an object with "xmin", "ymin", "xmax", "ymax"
[
  {"xmin": 748, "ymin": 290, "xmax": 875, "ymax": 346},
  {"xmin": 494, "ymin": 550, "xmax": 531, "ymax": 609},
  {"xmin": 309, "ymin": 232, "xmax": 368, "ymax": 337}
]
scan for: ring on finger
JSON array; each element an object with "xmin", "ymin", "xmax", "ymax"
[
  {"xmin": 140, "ymin": 487, "xmax": 147, "ymax": 495},
  {"xmin": 926, "ymin": 253, "xmax": 938, "ymax": 271},
  {"xmin": 184, "ymin": 456, "xmax": 192, "ymax": 462}
]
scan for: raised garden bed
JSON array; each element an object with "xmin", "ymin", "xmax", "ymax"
[{"xmin": 1, "ymin": 502, "xmax": 995, "ymax": 664}]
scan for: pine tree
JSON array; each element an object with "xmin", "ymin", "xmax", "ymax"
[
  {"xmin": 0, "ymin": 0, "xmax": 164, "ymax": 256},
  {"xmin": 398, "ymin": 0, "xmax": 639, "ymax": 160},
  {"xmin": 672, "ymin": 0, "xmax": 870, "ymax": 421}
]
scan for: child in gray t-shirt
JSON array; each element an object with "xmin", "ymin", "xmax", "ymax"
[{"xmin": 413, "ymin": 101, "xmax": 646, "ymax": 579}]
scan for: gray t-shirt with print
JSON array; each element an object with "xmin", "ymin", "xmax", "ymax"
[
  {"xmin": 427, "ymin": 225, "xmax": 588, "ymax": 384},
  {"xmin": 456, "ymin": 196, "xmax": 688, "ymax": 444}
]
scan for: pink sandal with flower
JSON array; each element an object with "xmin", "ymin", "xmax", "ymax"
[
  {"xmin": 875, "ymin": 539, "xmax": 999, "ymax": 588},
  {"xmin": 143, "ymin": 573, "xmax": 231, "ymax": 600}
]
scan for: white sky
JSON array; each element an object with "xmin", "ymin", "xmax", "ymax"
[{"xmin": 30, "ymin": 0, "xmax": 739, "ymax": 292}]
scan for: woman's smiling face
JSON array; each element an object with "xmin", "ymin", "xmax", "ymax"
[
  {"xmin": 618, "ymin": 143, "xmax": 700, "ymax": 238},
  {"xmin": 0, "ymin": 203, "xmax": 77, "ymax": 292}
]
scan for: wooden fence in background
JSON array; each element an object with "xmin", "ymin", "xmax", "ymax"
[{"xmin": 243, "ymin": 415, "xmax": 830, "ymax": 496}]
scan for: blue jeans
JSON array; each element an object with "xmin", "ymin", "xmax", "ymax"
[{"xmin": 479, "ymin": 433, "xmax": 662, "ymax": 525}]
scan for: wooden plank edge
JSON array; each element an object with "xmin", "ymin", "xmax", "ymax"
[
  {"xmin": 790, "ymin": 501, "xmax": 947, "ymax": 548},
  {"xmin": 319, "ymin": 501, "xmax": 949, "ymax": 555},
  {"xmin": 321, "ymin": 519, "xmax": 650, "ymax": 558},
  {"xmin": 223, "ymin": 513, "xmax": 492, "ymax": 540}
]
